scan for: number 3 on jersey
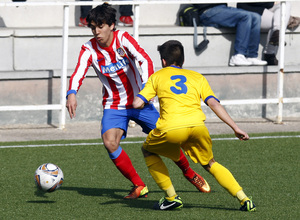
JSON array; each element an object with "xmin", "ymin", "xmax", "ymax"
[{"xmin": 170, "ymin": 75, "xmax": 188, "ymax": 94}]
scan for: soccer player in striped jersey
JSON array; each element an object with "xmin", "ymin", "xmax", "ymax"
[
  {"xmin": 66, "ymin": 3, "xmax": 210, "ymax": 199},
  {"xmin": 133, "ymin": 40, "xmax": 256, "ymax": 211}
]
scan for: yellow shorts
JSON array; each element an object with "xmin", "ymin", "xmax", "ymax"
[{"xmin": 143, "ymin": 125, "xmax": 214, "ymax": 165}]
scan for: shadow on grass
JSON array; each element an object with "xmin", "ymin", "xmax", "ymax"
[
  {"xmin": 60, "ymin": 186, "xmax": 159, "ymax": 209},
  {"xmin": 184, "ymin": 203, "xmax": 237, "ymax": 211},
  {"xmin": 26, "ymin": 189, "xmax": 57, "ymax": 204},
  {"xmin": 59, "ymin": 186, "xmax": 237, "ymax": 211},
  {"xmin": 27, "ymin": 200, "xmax": 56, "ymax": 204},
  {"xmin": 61, "ymin": 186, "xmax": 132, "ymax": 199}
]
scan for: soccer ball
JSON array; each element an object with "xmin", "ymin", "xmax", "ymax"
[{"xmin": 34, "ymin": 163, "xmax": 64, "ymax": 192}]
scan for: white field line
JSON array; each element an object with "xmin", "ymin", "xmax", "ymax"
[{"xmin": 1, "ymin": 135, "xmax": 300, "ymax": 149}]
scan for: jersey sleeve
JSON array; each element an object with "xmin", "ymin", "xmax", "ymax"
[
  {"xmin": 121, "ymin": 32, "xmax": 155, "ymax": 84},
  {"xmin": 137, "ymin": 75, "xmax": 157, "ymax": 102},
  {"xmin": 200, "ymin": 77, "xmax": 220, "ymax": 105},
  {"xmin": 67, "ymin": 44, "xmax": 93, "ymax": 96}
]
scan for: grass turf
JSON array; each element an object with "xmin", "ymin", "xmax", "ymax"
[{"xmin": 0, "ymin": 132, "xmax": 299, "ymax": 219}]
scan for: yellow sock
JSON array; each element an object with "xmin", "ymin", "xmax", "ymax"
[
  {"xmin": 209, "ymin": 162, "xmax": 242, "ymax": 197},
  {"xmin": 165, "ymin": 185, "xmax": 177, "ymax": 201},
  {"xmin": 236, "ymin": 190, "xmax": 250, "ymax": 205},
  {"xmin": 145, "ymin": 155, "xmax": 176, "ymax": 198}
]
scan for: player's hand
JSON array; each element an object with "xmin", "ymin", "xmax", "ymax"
[
  {"xmin": 234, "ymin": 128, "xmax": 249, "ymax": 141},
  {"xmin": 66, "ymin": 93, "xmax": 77, "ymax": 119},
  {"xmin": 133, "ymin": 96, "xmax": 145, "ymax": 109}
]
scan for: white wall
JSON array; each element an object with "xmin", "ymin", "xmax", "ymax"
[{"xmin": 0, "ymin": 1, "xmax": 299, "ymax": 27}]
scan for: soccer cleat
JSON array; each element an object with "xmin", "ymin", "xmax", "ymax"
[
  {"xmin": 118, "ymin": 16, "xmax": 133, "ymax": 27},
  {"xmin": 124, "ymin": 185, "xmax": 148, "ymax": 199},
  {"xmin": 186, "ymin": 173, "xmax": 211, "ymax": 193},
  {"xmin": 153, "ymin": 196, "xmax": 183, "ymax": 210},
  {"xmin": 240, "ymin": 199, "xmax": 256, "ymax": 212}
]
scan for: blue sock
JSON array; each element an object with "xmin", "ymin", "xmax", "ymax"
[{"xmin": 109, "ymin": 146, "xmax": 123, "ymax": 159}]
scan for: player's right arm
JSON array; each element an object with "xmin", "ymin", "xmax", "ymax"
[
  {"xmin": 132, "ymin": 95, "xmax": 145, "ymax": 109},
  {"xmin": 133, "ymin": 75, "xmax": 156, "ymax": 109},
  {"xmin": 66, "ymin": 93, "xmax": 77, "ymax": 119},
  {"xmin": 66, "ymin": 44, "xmax": 93, "ymax": 119},
  {"xmin": 68, "ymin": 45, "xmax": 93, "ymax": 93}
]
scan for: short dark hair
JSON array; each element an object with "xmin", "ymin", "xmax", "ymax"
[
  {"xmin": 86, "ymin": 3, "xmax": 117, "ymax": 28},
  {"xmin": 157, "ymin": 40, "xmax": 184, "ymax": 67}
]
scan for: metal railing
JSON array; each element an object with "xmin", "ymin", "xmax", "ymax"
[{"xmin": 0, "ymin": 0, "xmax": 299, "ymax": 129}]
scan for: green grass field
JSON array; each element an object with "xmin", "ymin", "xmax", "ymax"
[{"xmin": 1, "ymin": 132, "xmax": 299, "ymax": 220}]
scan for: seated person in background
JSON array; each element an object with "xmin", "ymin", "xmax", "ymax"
[
  {"xmin": 237, "ymin": 2, "xmax": 291, "ymax": 65},
  {"xmin": 118, "ymin": 3, "xmax": 134, "ymax": 27},
  {"xmin": 79, "ymin": 0, "xmax": 92, "ymax": 27},
  {"xmin": 193, "ymin": 3, "xmax": 267, "ymax": 66}
]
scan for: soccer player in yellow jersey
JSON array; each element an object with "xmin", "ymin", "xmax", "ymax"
[{"xmin": 133, "ymin": 40, "xmax": 256, "ymax": 211}]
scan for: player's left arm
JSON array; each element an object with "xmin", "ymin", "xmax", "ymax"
[
  {"xmin": 122, "ymin": 32, "xmax": 155, "ymax": 83},
  {"xmin": 200, "ymin": 76, "xmax": 249, "ymax": 140},
  {"xmin": 207, "ymin": 98, "xmax": 249, "ymax": 141}
]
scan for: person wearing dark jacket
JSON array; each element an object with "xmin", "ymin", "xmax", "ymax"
[{"xmin": 237, "ymin": 2, "xmax": 291, "ymax": 65}]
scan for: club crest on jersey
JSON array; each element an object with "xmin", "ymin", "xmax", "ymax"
[
  {"xmin": 116, "ymin": 47, "xmax": 126, "ymax": 57},
  {"xmin": 101, "ymin": 57, "xmax": 129, "ymax": 74}
]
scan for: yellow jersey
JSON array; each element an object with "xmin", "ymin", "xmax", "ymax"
[{"xmin": 138, "ymin": 65, "xmax": 219, "ymax": 132}]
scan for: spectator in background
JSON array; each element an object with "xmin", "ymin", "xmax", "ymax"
[
  {"xmin": 79, "ymin": 0, "xmax": 91, "ymax": 27},
  {"xmin": 79, "ymin": 0, "xmax": 134, "ymax": 27},
  {"xmin": 118, "ymin": 3, "xmax": 134, "ymax": 26},
  {"xmin": 237, "ymin": 2, "xmax": 291, "ymax": 65},
  {"xmin": 193, "ymin": 3, "xmax": 267, "ymax": 66}
]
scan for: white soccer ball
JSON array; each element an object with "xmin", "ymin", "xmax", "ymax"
[{"xmin": 34, "ymin": 163, "xmax": 64, "ymax": 192}]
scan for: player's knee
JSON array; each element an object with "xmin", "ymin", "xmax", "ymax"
[
  {"xmin": 141, "ymin": 146, "xmax": 154, "ymax": 157},
  {"xmin": 102, "ymin": 137, "xmax": 119, "ymax": 153},
  {"xmin": 202, "ymin": 158, "xmax": 216, "ymax": 172}
]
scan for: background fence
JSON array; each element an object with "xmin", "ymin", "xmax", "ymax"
[{"xmin": 0, "ymin": 0, "xmax": 299, "ymax": 129}]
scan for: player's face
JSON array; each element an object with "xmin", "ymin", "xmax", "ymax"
[{"xmin": 90, "ymin": 21, "xmax": 115, "ymax": 47}]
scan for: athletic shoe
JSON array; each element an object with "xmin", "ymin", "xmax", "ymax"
[
  {"xmin": 153, "ymin": 196, "xmax": 183, "ymax": 210},
  {"xmin": 247, "ymin": 57, "xmax": 267, "ymax": 66},
  {"xmin": 229, "ymin": 54, "xmax": 252, "ymax": 66},
  {"xmin": 186, "ymin": 173, "xmax": 211, "ymax": 193},
  {"xmin": 264, "ymin": 53, "xmax": 278, "ymax": 65},
  {"xmin": 240, "ymin": 198, "xmax": 256, "ymax": 212},
  {"xmin": 119, "ymin": 16, "xmax": 133, "ymax": 27},
  {"xmin": 79, "ymin": 17, "xmax": 88, "ymax": 27},
  {"xmin": 124, "ymin": 185, "xmax": 148, "ymax": 199}
]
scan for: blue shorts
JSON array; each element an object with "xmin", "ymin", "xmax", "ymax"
[{"xmin": 101, "ymin": 104, "xmax": 160, "ymax": 139}]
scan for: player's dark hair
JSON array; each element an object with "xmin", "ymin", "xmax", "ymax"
[
  {"xmin": 157, "ymin": 40, "xmax": 184, "ymax": 67},
  {"xmin": 87, "ymin": 3, "xmax": 117, "ymax": 29}
]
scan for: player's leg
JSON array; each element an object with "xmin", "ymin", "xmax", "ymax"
[
  {"xmin": 183, "ymin": 125, "xmax": 255, "ymax": 211},
  {"xmin": 131, "ymin": 105, "xmax": 210, "ymax": 192},
  {"xmin": 142, "ymin": 130, "xmax": 183, "ymax": 210},
  {"xmin": 204, "ymin": 159, "xmax": 256, "ymax": 211},
  {"xmin": 174, "ymin": 150, "xmax": 211, "ymax": 193},
  {"xmin": 101, "ymin": 109, "xmax": 148, "ymax": 199}
]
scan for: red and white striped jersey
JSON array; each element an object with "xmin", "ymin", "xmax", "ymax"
[{"xmin": 68, "ymin": 30, "xmax": 155, "ymax": 110}]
